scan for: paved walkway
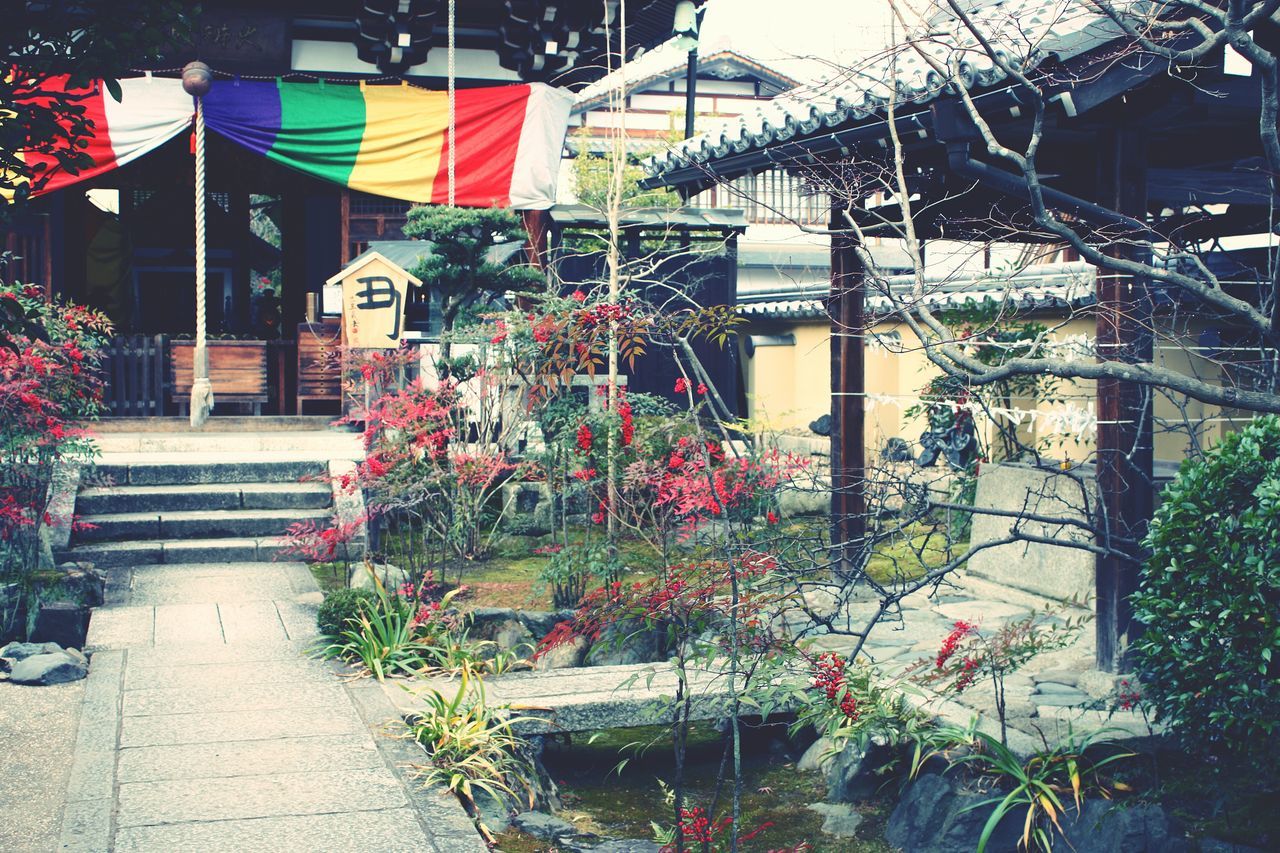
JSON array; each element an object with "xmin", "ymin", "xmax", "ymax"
[{"xmin": 64, "ymin": 561, "xmax": 483, "ymax": 853}]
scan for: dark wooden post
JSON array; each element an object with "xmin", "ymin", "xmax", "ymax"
[
  {"xmin": 520, "ymin": 208, "xmax": 552, "ymax": 271},
  {"xmin": 1095, "ymin": 128, "xmax": 1153, "ymax": 672},
  {"xmin": 830, "ymin": 206, "xmax": 867, "ymax": 576}
]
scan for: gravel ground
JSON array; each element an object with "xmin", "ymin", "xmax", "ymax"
[{"xmin": 0, "ymin": 678, "xmax": 85, "ymax": 852}]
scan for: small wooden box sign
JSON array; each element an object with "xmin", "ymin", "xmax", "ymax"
[{"xmin": 326, "ymin": 252, "xmax": 421, "ymax": 349}]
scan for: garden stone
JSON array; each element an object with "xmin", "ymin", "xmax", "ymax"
[
  {"xmin": 474, "ymin": 791, "xmax": 515, "ymax": 835},
  {"xmin": 0, "ymin": 641, "xmax": 63, "ymax": 671},
  {"xmin": 1033, "ymin": 691, "xmax": 1090, "ymax": 707},
  {"xmin": 512, "ymin": 810, "xmax": 578, "ymax": 841},
  {"xmin": 348, "ymin": 563, "xmax": 407, "ymax": 594},
  {"xmin": 587, "ymin": 620, "xmax": 665, "ymax": 666},
  {"xmin": 1199, "ymin": 840, "xmax": 1265, "ymax": 853},
  {"xmin": 886, "ymin": 773, "xmax": 1022, "ymax": 853},
  {"xmin": 797, "ymin": 736, "xmax": 833, "ymax": 773},
  {"xmin": 806, "ymin": 802, "xmax": 864, "ymax": 837},
  {"xmin": 933, "ymin": 790, "xmax": 1024, "ymax": 853},
  {"xmin": 1060, "ymin": 800, "xmax": 1186, "ymax": 853},
  {"xmin": 32, "ymin": 600, "xmax": 91, "ymax": 649},
  {"xmin": 8, "ymin": 651, "xmax": 88, "ymax": 685},
  {"xmin": 1033, "ymin": 681, "xmax": 1085, "ymax": 695},
  {"xmin": 885, "ymin": 773, "xmax": 955, "ymax": 850},
  {"xmin": 799, "ymin": 737, "xmax": 893, "ymax": 803},
  {"xmin": 491, "ymin": 619, "xmax": 536, "ymax": 654},
  {"xmin": 518, "ymin": 609, "xmax": 574, "ymax": 641},
  {"xmin": 1033, "ymin": 668, "xmax": 1081, "ymax": 687},
  {"xmin": 534, "ymin": 635, "xmax": 588, "ymax": 670}
]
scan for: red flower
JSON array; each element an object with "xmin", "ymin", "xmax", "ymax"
[
  {"xmin": 696, "ymin": 382, "xmax": 708, "ymax": 396},
  {"xmin": 618, "ymin": 400, "xmax": 634, "ymax": 446},
  {"xmin": 767, "ymin": 510, "xmax": 779, "ymax": 525},
  {"xmin": 674, "ymin": 377, "xmax": 689, "ymax": 394},
  {"xmin": 573, "ymin": 467, "xmax": 596, "ymax": 481},
  {"xmin": 571, "ymin": 290, "xmax": 587, "ymax": 303},
  {"xmin": 489, "ymin": 320, "xmax": 508, "ymax": 344},
  {"xmin": 576, "ymin": 423, "xmax": 593, "ymax": 454}
]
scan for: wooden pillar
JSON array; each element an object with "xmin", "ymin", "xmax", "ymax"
[
  {"xmin": 231, "ymin": 187, "xmax": 250, "ymax": 334},
  {"xmin": 830, "ymin": 207, "xmax": 866, "ymax": 576},
  {"xmin": 1094, "ymin": 128, "xmax": 1153, "ymax": 672},
  {"xmin": 520, "ymin": 208, "xmax": 552, "ymax": 271}
]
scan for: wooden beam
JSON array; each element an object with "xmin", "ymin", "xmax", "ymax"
[
  {"xmin": 830, "ymin": 206, "xmax": 866, "ymax": 576},
  {"xmin": 1095, "ymin": 127, "xmax": 1154, "ymax": 673}
]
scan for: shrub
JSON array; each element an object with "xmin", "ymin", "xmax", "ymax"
[
  {"xmin": 316, "ymin": 588, "xmax": 377, "ymax": 637},
  {"xmin": 1133, "ymin": 415, "xmax": 1280, "ymax": 763}
]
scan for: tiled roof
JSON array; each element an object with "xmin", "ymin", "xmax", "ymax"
[
  {"xmin": 645, "ymin": 0, "xmax": 1130, "ymax": 181},
  {"xmin": 574, "ymin": 45, "xmax": 798, "ymax": 113},
  {"xmin": 738, "ymin": 260, "xmax": 1097, "ymax": 319}
]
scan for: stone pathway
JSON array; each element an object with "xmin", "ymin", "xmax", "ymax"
[{"xmin": 63, "ymin": 560, "xmax": 484, "ymax": 853}]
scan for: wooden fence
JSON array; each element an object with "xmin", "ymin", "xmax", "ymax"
[{"xmin": 102, "ymin": 335, "xmax": 169, "ymax": 417}]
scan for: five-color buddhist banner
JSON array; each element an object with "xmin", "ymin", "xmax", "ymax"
[{"xmin": 8, "ymin": 75, "xmax": 574, "ymax": 209}]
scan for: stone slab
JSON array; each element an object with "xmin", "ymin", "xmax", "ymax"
[
  {"xmin": 153, "ymin": 603, "xmax": 223, "ymax": 645},
  {"xmin": 61, "ymin": 541, "xmax": 163, "ymax": 569},
  {"xmin": 934, "ymin": 599, "xmax": 1031, "ymax": 625},
  {"xmin": 78, "ymin": 484, "xmax": 243, "ymax": 514},
  {"xmin": 161, "ymin": 538, "xmax": 259, "ymax": 564},
  {"xmin": 116, "ymin": 733, "xmax": 385, "ymax": 783},
  {"xmin": 158, "ymin": 509, "xmax": 329, "ymax": 540},
  {"xmin": 75, "ymin": 513, "xmax": 161, "ymax": 543},
  {"xmin": 965, "ymin": 463, "xmax": 1097, "ymax": 603},
  {"xmin": 115, "ymin": 767, "xmax": 408, "ymax": 827},
  {"xmin": 217, "ymin": 601, "xmax": 288, "ymax": 644},
  {"xmin": 123, "ymin": 679, "xmax": 346, "ymax": 718},
  {"xmin": 86, "ymin": 606, "xmax": 155, "ymax": 650},
  {"xmin": 124, "ymin": 658, "xmax": 334, "ymax": 691},
  {"xmin": 120, "ymin": 705, "xmax": 364, "ymax": 749},
  {"xmin": 128, "ymin": 568, "xmax": 296, "ymax": 606},
  {"xmin": 121, "ymin": 459, "xmax": 328, "ymax": 487},
  {"xmin": 124, "ymin": 641, "xmax": 307, "ymax": 668},
  {"xmin": 273, "ymin": 598, "xmax": 321, "ymax": 641},
  {"xmin": 112, "ymin": 808, "xmax": 436, "ymax": 853}
]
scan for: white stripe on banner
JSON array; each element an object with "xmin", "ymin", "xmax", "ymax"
[
  {"xmin": 101, "ymin": 77, "xmax": 194, "ymax": 170},
  {"xmin": 508, "ymin": 82, "xmax": 574, "ymax": 210}
]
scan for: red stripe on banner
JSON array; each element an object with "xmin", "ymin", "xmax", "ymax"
[
  {"xmin": 19, "ymin": 76, "xmax": 118, "ymax": 195},
  {"xmin": 431, "ymin": 85, "xmax": 532, "ymax": 207}
]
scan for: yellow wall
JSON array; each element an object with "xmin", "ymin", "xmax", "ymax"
[{"xmin": 742, "ymin": 314, "xmax": 1231, "ymax": 465}]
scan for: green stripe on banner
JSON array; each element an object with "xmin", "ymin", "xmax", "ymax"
[{"xmin": 268, "ymin": 82, "xmax": 366, "ymax": 186}]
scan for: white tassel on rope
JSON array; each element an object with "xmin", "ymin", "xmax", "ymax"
[{"xmin": 183, "ymin": 62, "xmax": 215, "ymax": 427}]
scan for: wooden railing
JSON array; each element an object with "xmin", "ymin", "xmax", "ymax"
[{"xmin": 102, "ymin": 335, "xmax": 169, "ymax": 417}]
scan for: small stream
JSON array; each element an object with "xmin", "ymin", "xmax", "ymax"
[{"xmin": 496, "ymin": 723, "xmax": 895, "ymax": 852}]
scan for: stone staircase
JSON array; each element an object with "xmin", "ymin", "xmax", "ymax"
[{"xmin": 60, "ymin": 456, "xmax": 337, "ymax": 569}]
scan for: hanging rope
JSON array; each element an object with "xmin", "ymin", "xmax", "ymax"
[
  {"xmin": 183, "ymin": 62, "xmax": 215, "ymax": 427},
  {"xmin": 447, "ymin": 0, "xmax": 456, "ymax": 206}
]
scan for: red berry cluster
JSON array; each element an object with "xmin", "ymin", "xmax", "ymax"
[
  {"xmin": 954, "ymin": 657, "xmax": 980, "ymax": 692},
  {"xmin": 936, "ymin": 620, "xmax": 975, "ymax": 669},
  {"xmin": 811, "ymin": 653, "xmax": 860, "ymax": 720},
  {"xmin": 576, "ymin": 423, "xmax": 593, "ymax": 454}
]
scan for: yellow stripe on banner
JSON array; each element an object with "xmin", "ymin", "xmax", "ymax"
[
  {"xmin": 0, "ymin": 107, "xmax": 26, "ymax": 203},
  {"xmin": 348, "ymin": 85, "xmax": 449, "ymax": 203}
]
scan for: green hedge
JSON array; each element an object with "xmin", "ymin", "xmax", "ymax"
[{"xmin": 1133, "ymin": 416, "xmax": 1280, "ymax": 763}]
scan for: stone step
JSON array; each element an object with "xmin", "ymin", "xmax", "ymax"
[
  {"xmin": 88, "ymin": 416, "xmax": 338, "ymax": 434},
  {"xmin": 97, "ymin": 458, "xmax": 330, "ymax": 487},
  {"xmin": 91, "ymin": 431, "xmax": 363, "ymax": 455},
  {"xmin": 77, "ymin": 483, "xmax": 333, "ymax": 515},
  {"xmin": 58, "ymin": 536, "xmax": 297, "ymax": 568},
  {"xmin": 74, "ymin": 509, "xmax": 331, "ymax": 544}
]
